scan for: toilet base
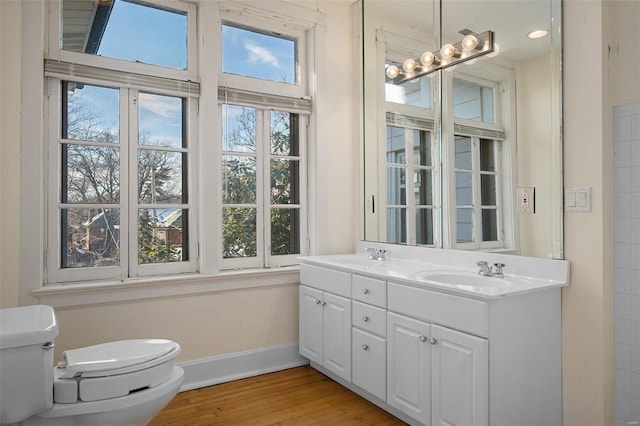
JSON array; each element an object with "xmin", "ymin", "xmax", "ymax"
[{"xmin": 15, "ymin": 367, "xmax": 184, "ymax": 426}]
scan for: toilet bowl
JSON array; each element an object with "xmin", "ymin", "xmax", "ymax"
[{"xmin": 0, "ymin": 305, "xmax": 184, "ymax": 426}]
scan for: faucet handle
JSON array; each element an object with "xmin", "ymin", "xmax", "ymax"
[{"xmin": 493, "ymin": 263, "xmax": 505, "ymax": 277}]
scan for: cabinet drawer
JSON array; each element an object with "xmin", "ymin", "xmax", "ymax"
[
  {"xmin": 352, "ymin": 328, "xmax": 386, "ymax": 401},
  {"xmin": 388, "ymin": 283, "xmax": 488, "ymax": 338},
  {"xmin": 300, "ymin": 264, "xmax": 351, "ymax": 297},
  {"xmin": 352, "ymin": 275, "xmax": 386, "ymax": 307},
  {"xmin": 352, "ymin": 301, "xmax": 386, "ymax": 337}
]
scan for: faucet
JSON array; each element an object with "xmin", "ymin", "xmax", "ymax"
[
  {"xmin": 476, "ymin": 261, "xmax": 506, "ymax": 278},
  {"xmin": 366, "ymin": 248, "xmax": 386, "ymax": 261}
]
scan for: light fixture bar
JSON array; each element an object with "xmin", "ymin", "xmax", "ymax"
[{"xmin": 385, "ymin": 30, "xmax": 495, "ymax": 84}]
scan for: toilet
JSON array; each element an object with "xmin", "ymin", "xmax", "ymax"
[{"xmin": 0, "ymin": 305, "xmax": 184, "ymax": 426}]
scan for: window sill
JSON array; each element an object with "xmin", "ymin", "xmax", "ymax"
[{"xmin": 32, "ymin": 267, "xmax": 301, "ymax": 309}]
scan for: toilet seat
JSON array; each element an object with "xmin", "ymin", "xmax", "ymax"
[{"xmin": 53, "ymin": 339, "xmax": 181, "ymax": 403}]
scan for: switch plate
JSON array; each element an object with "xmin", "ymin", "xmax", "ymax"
[
  {"xmin": 565, "ymin": 187, "xmax": 591, "ymax": 212},
  {"xmin": 517, "ymin": 187, "xmax": 535, "ymax": 214}
]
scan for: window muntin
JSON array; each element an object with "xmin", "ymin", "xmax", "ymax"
[
  {"xmin": 222, "ymin": 23, "xmax": 297, "ymax": 85},
  {"xmin": 385, "ymin": 125, "xmax": 435, "ymax": 246},
  {"xmin": 61, "ymin": 0, "xmax": 188, "ymax": 70},
  {"xmin": 221, "ymin": 104, "xmax": 305, "ymax": 267},
  {"xmin": 52, "ymin": 80, "xmax": 192, "ymax": 281}
]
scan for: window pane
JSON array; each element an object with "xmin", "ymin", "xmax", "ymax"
[
  {"xmin": 416, "ymin": 208, "xmax": 433, "ymax": 245},
  {"xmin": 387, "ymin": 167, "xmax": 407, "ymax": 205},
  {"xmin": 385, "ymin": 62, "xmax": 432, "ymax": 108},
  {"xmin": 63, "ymin": 82, "xmax": 119, "ymax": 142},
  {"xmin": 223, "ymin": 105, "xmax": 256, "ymax": 153},
  {"xmin": 223, "ymin": 207, "xmax": 257, "ymax": 258},
  {"xmin": 271, "ymin": 159, "xmax": 299, "ymax": 205},
  {"xmin": 386, "ymin": 126, "xmax": 406, "ymax": 164},
  {"xmin": 139, "ymin": 94, "xmax": 185, "ymax": 148},
  {"xmin": 387, "ymin": 207, "xmax": 406, "ymax": 244},
  {"xmin": 61, "ymin": 208, "xmax": 120, "ymax": 268},
  {"xmin": 223, "ymin": 155, "xmax": 256, "ymax": 204},
  {"xmin": 222, "ymin": 23, "xmax": 296, "ymax": 84},
  {"xmin": 455, "ymin": 172, "xmax": 473, "ymax": 205},
  {"xmin": 480, "ymin": 139, "xmax": 496, "ymax": 172},
  {"xmin": 413, "ymin": 130, "xmax": 430, "ymax": 166},
  {"xmin": 481, "ymin": 174, "xmax": 497, "ymax": 206},
  {"xmin": 138, "ymin": 208, "xmax": 187, "ymax": 264},
  {"xmin": 456, "ymin": 208, "xmax": 474, "ymax": 243},
  {"xmin": 138, "ymin": 150, "xmax": 184, "ymax": 204},
  {"xmin": 414, "ymin": 169, "xmax": 432, "ymax": 205},
  {"xmin": 62, "ymin": 0, "xmax": 188, "ymax": 70},
  {"xmin": 271, "ymin": 111, "xmax": 298, "ymax": 156},
  {"xmin": 271, "ymin": 208, "xmax": 300, "ymax": 255},
  {"xmin": 452, "ymin": 78, "xmax": 494, "ymax": 123},
  {"xmin": 63, "ymin": 144, "xmax": 120, "ymax": 204},
  {"xmin": 454, "ymin": 136, "xmax": 472, "ymax": 170},
  {"xmin": 482, "ymin": 209, "xmax": 498, "ymax": 242}
]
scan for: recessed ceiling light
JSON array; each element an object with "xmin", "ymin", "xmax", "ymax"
[{"xmin": 527, "ymin": 29, "xmax": 549, "ymax": 39}]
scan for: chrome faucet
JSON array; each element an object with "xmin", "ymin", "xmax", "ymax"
[
  {"xmin": 366, "ymin": 248, "xmax": 386, "ymax": 261},
  {"xmin": 476, "ymin": 261, "xmax": 506, "ymax": 278}
]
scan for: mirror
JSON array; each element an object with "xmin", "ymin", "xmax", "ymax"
[{"xmin": 362, "ymin": 0, "xmax": 563, "ymax": 259}]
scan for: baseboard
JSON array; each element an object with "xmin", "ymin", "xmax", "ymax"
[{"xmin": 178, "ymin": 342, "xmax": 309, "ymax": 392}]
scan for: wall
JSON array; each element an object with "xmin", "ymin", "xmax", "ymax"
[{"xmin": 0, "ymin": 0, "xmax": 357, "ymax": 367}]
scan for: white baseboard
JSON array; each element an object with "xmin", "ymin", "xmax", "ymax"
[{"xmin": 178, "ymin": 342, "xmax": 309, "ymax": 392}]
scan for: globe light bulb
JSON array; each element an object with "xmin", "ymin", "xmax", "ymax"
[
  {"xmin": 440, "ymin": 43, "xmax": 456, "ymax": 59},
  {"xmin": 402, "ymin": 58, "xmax": 417, "ymax": 73},
  {"xmin": 487, "ymin": 42, "xmax": 500, "ymax": 58},
  {"xmin": 386, "ymin": 64, "xmax": 400, "ymax": 79},
  {"xmin": 461, "ymin": 34, "xmax": 478, "ymax": 50},
  {"xmin": 420, "ymin": 51, "xmax": 435, "ymax": 66}
]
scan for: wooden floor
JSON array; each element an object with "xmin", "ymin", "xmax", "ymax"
[{"xmin": 149, "ymin": 366, "xmax": 406, "ymax": 425}]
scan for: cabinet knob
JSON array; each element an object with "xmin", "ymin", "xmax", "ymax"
[
  {"xmin": 429, "ymin": 337, "xmax": 437, "ymax": 345},
  {"xmin": 362, "ymin": 344, "xmax": 369, "ymax": 351},
  {"xmin": 362, "ymin": 288, "xmax": 369, "ymax": 294},
  {"xmin": 315, "ymin": 299, "xmax": 321, "ymax": 305},
  {"xmin": 362, "ymin": 316, "xmax": 369, "ymax": 322},
  {"xmin": 419, "ymin": 335, "xmax": 427, "ymax": 342},
  {"xmin": 322, "ymin": 301, "xmax": 327, "ymax": 307}
]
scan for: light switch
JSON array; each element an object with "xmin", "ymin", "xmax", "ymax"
[{"xmin": 565, "ymin": 187, "xmax": 591, "ymax": 212}]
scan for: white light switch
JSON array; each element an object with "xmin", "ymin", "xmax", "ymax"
[{"xmin": 565, "ymin": 187, "xmax": 591, "ymax": 212}]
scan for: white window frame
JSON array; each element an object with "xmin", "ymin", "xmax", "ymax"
[
  {"xmin": 47, "ymin": 0, "xmax": 198, "ymax": 82},
  {"xmin": 45, "ymin": 75, "xmax": 199, "ymax": 284}
]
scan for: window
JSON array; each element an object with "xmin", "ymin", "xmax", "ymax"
[{"xmin": 219, "ymin": 14, "xmax": 309, "ymax": 269}]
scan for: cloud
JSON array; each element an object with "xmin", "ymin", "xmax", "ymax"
[
  {"xmin": 244, "ymin": 42, "xmax": 279, "ymax": 67},
  {"xmin": 140, "ymin": 94, "xmax": 182, "ymax": 119}
]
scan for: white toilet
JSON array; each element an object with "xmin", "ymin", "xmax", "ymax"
[{"xmin": 0, "ymin": 305, "xmax": 184, "ymax": 426}]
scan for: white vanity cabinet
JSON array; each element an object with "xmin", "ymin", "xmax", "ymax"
[{"xmin": 299, "ymin": 265, "xmax": 352, "ymax": 382}]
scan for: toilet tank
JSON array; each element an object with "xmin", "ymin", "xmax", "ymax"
[{"xmin": 0, "ymin": 305, "xmax": 59, "ymax": 424}]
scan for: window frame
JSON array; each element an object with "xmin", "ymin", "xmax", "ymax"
[
  {"xmin": 45, "ymin": 75, "xmax": 199, "ymax": 284},
  {"xmin": 48, "ymin": 0, "xmax": 198, "ymax": 81}
]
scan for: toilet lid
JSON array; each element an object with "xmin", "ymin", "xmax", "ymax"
[{"xmin": 60, "ymin": 339, "xmax": 177, "ymax": 378}]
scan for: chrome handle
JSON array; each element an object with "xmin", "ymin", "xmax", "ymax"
[
  {"xmin": 362, "ymin": 344, "xmax": 369, "ymax": 351},
  {"xmin": 362, "ymin": 288, "xmax": 369, "ymax": 294},
  {"xmin": 419, "ymin": 335, "xmax": 427, "ymax": 342},
  {"xmin": 42, "ymin": 342, "xmax": 55, "ymax": 350},
  {"xmin": 362, "ymin": 316, "xmax": 369, "ymax": 322},
  {"xmin": 322, "ymin": 302, "xmax": 327, "ymax": 307},
  {"xmin": 429, "ymin": 337, "xmax": 437, "ymax": 345},
  {"xmin": 315, "ymin": 299, "xmax": 321, "ymax": 305}
]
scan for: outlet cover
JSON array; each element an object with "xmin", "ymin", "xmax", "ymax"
[{"xmin": 517, "ymin": 187, "xmax": 535, "ymax": 214}]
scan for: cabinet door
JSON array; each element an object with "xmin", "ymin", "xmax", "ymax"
[
  {"xmin": 431, "ymin": 324, "xmax": 488, "ymax": 426},
  {"xmin": 352, "ymin": 328, "xmax": 386, "ymax": 401},
  {"xmin": 323, "ymin": 292, "xmax": 352, "ymax": 381},
  {"xmin": 387, "ymin": 312, "xmax": 431, "ymax": 425},
  {"xmin": 299, "ymin": 285, "xmax": 323, "ymax": 364}
]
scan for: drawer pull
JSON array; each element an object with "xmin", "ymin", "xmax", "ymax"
[
  {"xmin": 429, "ymin": 337, "xmax": 437, "ymax": 345},
  {"xmin": 362, "ymin": 344, "xmax": 369, "ymax": 351},
  {"xmin": 362, "ymin": 288, "xmax": 369, "ymax": 294},
  {"xmin": 362, "ymin": 316, "xmax": 369, "ymax": 322},
  {"xmin": 419, "ymin": 335, "xmax": 427, "ymax": 343},
  {"xmin": 315, "ymin": 299, "xmax": 322, "ymax": 305}
]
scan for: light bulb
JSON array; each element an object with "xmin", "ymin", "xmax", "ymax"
[
  {"xmin": 386, "ymin": 64, "xmax": 400, "ymax": 79},
  {"xmin": 487, "ymin": 42, "xmax": 500, "ymax": 58},
  {"xmin": 527, "ymin": 29, "xmax": 549, "ymax": 39},
  {"xmin": 420, "ymin": 51, "xmax": 435, "ymax": 66},
  {"xmin": 461, "ymin": 34, "xmax": 478, "ymax": 50},
  {"xmin": 402, "ymin": 58, "xmax": 417, "ymax": 73},
  {"xmin": 440, "ymin": 43, "xmax": 456, "ymax": 59}
]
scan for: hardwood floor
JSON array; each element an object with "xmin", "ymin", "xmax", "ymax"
[{"xmin": 149, "ymin": 366, "xmax": 406, "ymax": 425}]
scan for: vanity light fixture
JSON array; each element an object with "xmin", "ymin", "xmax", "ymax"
[{"xmin": 386, "ymin": 30, "xmax": 495, "ymax": 84}]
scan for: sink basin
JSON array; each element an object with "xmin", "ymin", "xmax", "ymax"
[{"xmin": 415, "ymin": 271, "xmax": 511, "ymax": 288}]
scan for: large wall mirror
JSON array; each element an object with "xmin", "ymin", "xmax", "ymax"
[{"xmin": 361, "ymin": 0, "xmax": 563, "ymax": 259}]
